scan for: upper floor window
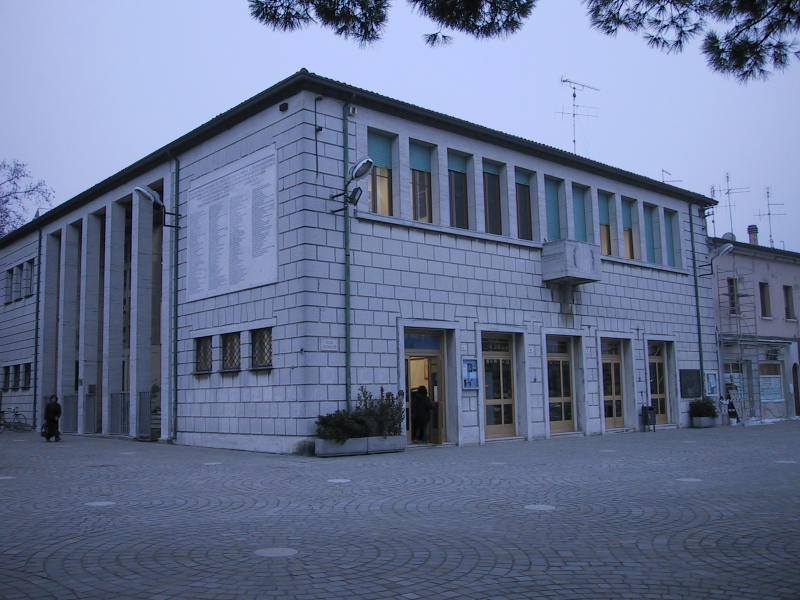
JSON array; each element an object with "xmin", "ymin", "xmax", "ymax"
[
  {"xmin": 22, "ymin": 260, "xmax": 34, "ymax": 297},
  {"xmin": 784, "ymin": 285, "xmax": 796, "ymax": 320},
  {"xmin": 544, "ymin": 177, "xmax": 562, "ymax": 241},
  {"xmin": 11, "ymin": 364, "xmax": 20, "ymax": 390},
  {"xmin": 759, "ymin": 282, "xmax": 772, "ymax": 317},
  {"xmin": 643, "ymin": 204, "xmax": 657, "ymax": 263},
  {"xmin": 2, "ymin": 366, "xmax": 9, "ymax": 391},
  {"xmin": 483, "ymin": 161, "xmax": 502, "ymax": 235},
  {"xmin": 572, "ymin": 184, "xmax": 588, "ymax": 242},
  {"xmin": 448, "ymin": 151, "xmax": 469, "ymax": 229},
  {"xmin": 221, "ymin": 332, "xmax": 241, "ymax": 371},
  {"xmin": 368, "ymin": 130, "xmax": 393, "ymax": 216},
  {"xmin": 409, "ymin": 141, "xmax": 432, "ymax": 223},
  {"xmin": 727, "ymin": 278, "xmax": 740, "ymax": 315},
  {"xmin": 515, "ymin": 170, "xmax": 533, "ymax": 241},
  {"xmin": 251, "ymin": 327, "xmax": 273, "ymax": 369},
  {"xmin": 12, "ymin": 265, "xmax": 22, "ymax": 300},
  {"xmin": 622, "ymin": 198, "xmax": 637, "ymax": 259},
  {"xmin": 22, "ymin": 363, "xmax": 31, "ymax": 389},
  {"xmin": 598, "ymin": 191, "xmax": 612, "ymax": 256},
  {"xmin": 5, "ymin": 269, "xmax": 13, "ymax": 304},
  {"xmin": 664, "ymin": 209, "xmax": 677, "ymax": 267}
]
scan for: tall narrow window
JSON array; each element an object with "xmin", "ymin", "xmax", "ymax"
[
  {"xmin": 22, "ymin": 260, "xmax": 34, "ymax": 297},
  {"xmin": 643, "ymin": 204, "xmax": 657, "ymax": 263},
  {"xmin": 368, "ymin": 130, "xmax": 393, "ymax": 216},
  {"xmin": 785, "ymin": 285, "xmax": 796, "ymax": 320},
  {"xmin": 598, "ymin": 191, "xmax": 612, "ymax": 256},
  {"xmin": 622, "ymin": 198, "xmax": 636, "ymax": 259},
  {"xmin": 2, "ymin": 366, "xmax": 9, "ymax": 390},
  {"xmin": 195, "ymin": 336, "xmax": 212, "ymax": 373},
  {"xmin": 222, "ymin": 332, "xmax": 241, "ymax": 371},
  {"xmin": 12, "ymin": 265, "xmax": 22, "ymax": 299},
  {"xmin": 727, "ymin": 278, "xmax": 740, "ymax": 315},
  {"xmin": 545, "ymin": 177, "xmax": 561, "ymax": 241},
  {"xmin": 516, "ymin": 170, "xmax": 533, "ymax": 241},
  {"xmin": 448, "ymin": 151, "xmax": 469, "ymax": 229},
  {"xmin": 11, "ymin": 364, "xmax": 20, "ymax": 390},
  {"xmin": 572, "ymin": 184, "xmax": 588, "ymax": 242},
  {"xmin": 22, "ymin": 363, "xmax": 31, "ymax": 389},
  {"xmin": 251, "ymin": 328, "xmax": 273, "ymax": 369},
  {"xmin": 664, "ymin": 210, "xmax": 677, "ymax": 267},
  {"xmin": 759, "ymin": 282, "xmax": 772, "ymax": 317},
  {"xmin": 4, "ymin": 269, "xmax": 12, "ymax": 303},
  {"xmin": 483, "ymin": 161, "xmax": 502, "ymax": 235},
  {"xmin": 409, "ymin": 141, "xmax": 432, "ymax": 223}
]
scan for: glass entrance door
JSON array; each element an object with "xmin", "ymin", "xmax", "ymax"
[
  {"xmin": 547, "ymin": 337, "xmax": 574, "ymax": 433},
  {"xmin": 483, "ymin": 335, "xmax": 515, "ymax": 438},
  {"xmin": 648, "ymin": 342, "xmax": 669, "ymax": 425},
  {"xmin": 405, "ymin": 330, "xmax": 445, "ymax": 445},
  {"xmin": 602, "ymin": 340, "xmax": 624, "ymax": 429}
]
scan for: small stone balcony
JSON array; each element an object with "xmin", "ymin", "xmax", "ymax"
[{"xmin": 541, "ymin": 240, "xmax": 602, "ymax": 285}]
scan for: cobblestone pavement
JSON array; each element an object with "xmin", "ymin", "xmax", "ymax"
[{"xmin": 1, "ymin": 422, "xmax": 799, "ymax": 600}]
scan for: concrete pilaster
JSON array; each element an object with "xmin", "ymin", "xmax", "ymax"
[
  {"xmin": 39, "ymin": 232, "xmax": 61, "ymax": 401},
  {"xmin": 57, "ymin": 222, "xmax": 81, "ymax": 406},
  {"xmin": 78, "ymin": 213, "xmax": 103, "ymax": 433},
  {"xmin": 102, "ymin": 201, "xmax": 126, "ymax": 434},
  {"xmin": 129, "ymin": 189, "xmax": 154, "ymax": 438}
]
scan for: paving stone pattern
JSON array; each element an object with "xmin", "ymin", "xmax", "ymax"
[{"xmin": 1, "ymin": 423, "xmax": 799, "ymax": 599}]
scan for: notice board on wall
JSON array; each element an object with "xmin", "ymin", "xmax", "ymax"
[
  {"xmin": 186, "ymin": 145, "xmax": 278, "ymax": 302},
  {"xmin": 680, "ymin": 369, "xmax": 702, "ymax": 398}
]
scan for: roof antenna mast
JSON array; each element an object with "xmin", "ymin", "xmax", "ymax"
[
  {"xmin": 754, "ymin": 186, "xmax": 786, "ymax": 248},
  {"xmin": 559, "ymin": 76, "xmax": 599, "ymax": 154}
]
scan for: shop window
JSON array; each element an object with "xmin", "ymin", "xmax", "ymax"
[{"xmin": 251, "ymin": 328, "xmax": 273, "ymax": 369}]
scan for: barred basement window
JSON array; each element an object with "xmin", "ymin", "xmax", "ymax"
[
  {"xmin": 195, "ymin": 336, "xmax": 212, "ymax": 373},
  {"xmin": 222, "ymin": 332, "xmax": 241, "ymax": 371},
  {"xmin": 251, "ymin": 328, "xmax": 273, "ymax": 369}
]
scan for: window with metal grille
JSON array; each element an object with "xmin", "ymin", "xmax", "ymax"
[
  {"xmin": 22, "ymin": 363, "xmax": 31, "ymax": 389},
  {"xmin": 222, "ymin": 332, "xmax": 241, "ymax": 371},
  {"xmin": 2, "ymin": 366, "xmax": 9, "ymax": 390},
  {"xmin": 195, "ymin": 336, "xmax": 212, "ymax": 373},
  {"xmin": 251, "ymin": 328, "xmax": 273, "ymax": 369},
  {"xmin": 11, "ymin": 364, "xmax": 20, "ymax": 390}
]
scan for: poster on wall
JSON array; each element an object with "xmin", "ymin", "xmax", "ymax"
[
  {"xmin": 186, "ymin": 145, "xmax": 278, "ymax": 302},
  {"xmin": 462, "ymin": 359, "xmax": 479, "ymax": 390}
]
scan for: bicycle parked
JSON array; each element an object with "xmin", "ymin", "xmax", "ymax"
[{"xmin": 0, "ymin": 407, "xmax": 33, "ymax": 432}]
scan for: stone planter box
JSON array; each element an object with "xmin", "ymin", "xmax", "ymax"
[
  {"xmin": 315, "ymin": 435, "xmax": 406, "ymax": 457},
  {"xmin": 691, "ymin": 416, "xmax": 716, "ymax": 428}
]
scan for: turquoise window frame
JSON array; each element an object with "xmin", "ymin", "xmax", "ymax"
[
  {"xmin": 545, "ymin": 178, "xmax": 562, "ymax": 241},
  {"xmin": 644, "ymin": 204, "xmax": 657, "ymax": 263},
  {"xmin": 572, "ymin": 185, "xmax": 588, "ymax": 242},
  {"xmin": 664, "ymin": 210, "xmax": 677, "ymax": 266},
  {"xmin": 368, "ymin": 130, "xmax": 393, "ymax": 169}
]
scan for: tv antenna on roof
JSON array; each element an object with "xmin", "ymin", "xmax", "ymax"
[
  {"xmin": 558, "ymin": 77, "xmax": 599, "ymax": 154},
  {"xmin": 661, "ymin": 169, "xmax": 682, "ymax": 184},
  {"xmin": 710, "ymin": 172, "xmax": 749, "ymax": 239},
  {"xmin": 754, "ymin": 187, "xmax": 786, "ymax": 248}
]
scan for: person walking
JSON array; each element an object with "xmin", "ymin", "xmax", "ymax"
[
  {"xmin": 411, "ymin": 385, "xmax": 432, "ymax": 443},
  {"xmin": 44, "ymin": 394, "xmax": 62, "ymax": 442}
]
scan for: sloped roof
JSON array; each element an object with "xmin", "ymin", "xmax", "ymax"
[{"xmin": 1, "ymin": 68, "xmax": 715, "ymax": 247}]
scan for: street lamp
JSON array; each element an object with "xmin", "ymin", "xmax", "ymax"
[{"xmin": 331, "ymin": 150, "xmax": 373, "ymax": 411}]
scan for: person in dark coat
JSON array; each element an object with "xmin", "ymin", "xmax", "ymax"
[
  {"xmin": 44, "ymin": 394, "xmax": 62, "ymax": 442},
  {"xmin": 411, "ymin": 385, "xmax": 432, "ymax": 442}
]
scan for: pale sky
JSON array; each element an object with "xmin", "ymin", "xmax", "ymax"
[{"xmin": 2, "ymin": 0, "xmax": 798, "ymax": 250}]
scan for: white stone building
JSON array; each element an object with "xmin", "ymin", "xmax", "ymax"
[
  {"xmin": 711, "ymin": 227, "xmax": 800, "ymax": 421},
  {"xmin": 0, "ymin": 70, "xmax": 718, "ymax": 453}
]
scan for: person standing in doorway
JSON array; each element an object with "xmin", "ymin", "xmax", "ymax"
[
  {"xmin": 44, "ymin": 394, "xmax": 62, "ymax": 442},
  {"xmin": 411, "ymin": 385, "xmax": 432, "ymax": 443}
]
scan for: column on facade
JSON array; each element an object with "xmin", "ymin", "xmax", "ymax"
[
  {"xmin": 129, "ymin": 189, "xmax": 155, "ymax": 438},
  {"xmin": 102, "ymin": 201, "xmax": 126, "ymax": 434},
  {"xmin": 78, "ymin": 213, "xmax": 103, "ymax": 433},
  {"xmin": 57, "ymin": 222, "xmax": 81, "ymax": 427},
  {"xmin": 589, "ymin": 187, "xmax": 602, "ymax": 248},
  {"xmin": 611, "ymin": 194, "xmax": 624, "ymax": 258},
  {"xmin": 534, "ymin": 172, "xmax": 548, "ymax": 243},
  {"xmin": 39, "ymin": 232, "xmax": 61, "ymax": 401},
  {"xmin": 504, "ymin": 167, "xmax": 518, "ymax": 240},
  {"xmin": 472, "ymin": 156, "xmax": 485, "ymax": 234},
  {"xmin": 435, "ymin": 146, "xmax": 451, "ymax": 228}
]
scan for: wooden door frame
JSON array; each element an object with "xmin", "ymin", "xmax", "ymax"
[{"xmin": 482, "ymin": 333, "xmax": 516, "ymax": 439}]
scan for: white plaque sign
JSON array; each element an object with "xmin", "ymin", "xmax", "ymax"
[{"xmin": 187, "ymin": 145, "xmax": 278, "ymax": 301}]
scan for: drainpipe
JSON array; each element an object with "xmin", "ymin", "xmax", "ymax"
[
  {"xmin": 33, "ymin": 228, "xmax": 42, "ymax": 426},
  {"xmin": 342, "ymin": 100, "xmax": 352, "ymax": 412},
  {"xmin": 161, "ymin": 155, "xmax": 181, "ymax": 441},
  {"xmin": 690, "ymin": 204, "xmax": 706, "ymax": 401}
]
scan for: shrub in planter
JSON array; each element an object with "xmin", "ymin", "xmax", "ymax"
[
  {"xmin": 315, "ymin": 386, "xmax": 405, "ymax": 444},
  {"xmin": 689, "ymin": 396, "xmax": 719, "ymax": 418}
]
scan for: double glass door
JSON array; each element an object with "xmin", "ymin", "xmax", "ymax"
[
  {"xmin": 602, "ymin": 340, "xmax": 624, "ymax": 429},
  {"xmin": 547, "ymin": 337, "xmax": 574, "ymax": 433},
  {"xmin": 648, "ymin": 342, "xmax": 669, "ymax": 424},
  {"xmin": 483, "ymin": 335, "xmax": 515, "ymax": 438}
]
